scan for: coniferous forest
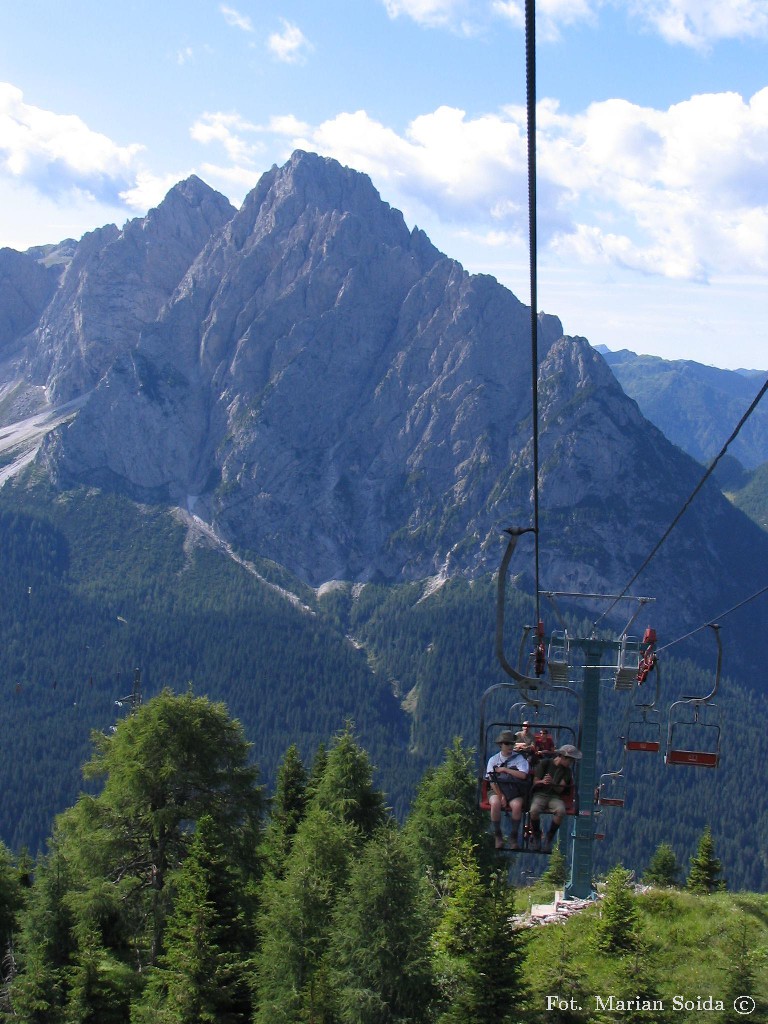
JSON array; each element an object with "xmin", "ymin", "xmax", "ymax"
[
  {"xmin": 2, "ymin": 478, "xmax": 767, "ymax": 896},
  {"xmin": 0, "ymin": 691, "xmax": 766, "ymax": 1024}
]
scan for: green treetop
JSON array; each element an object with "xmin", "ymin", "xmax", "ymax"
[
  {"xmin": 643, "ymin": 842, "xmax": 681, "ymax": 888},
  {"xmin": 687, "ymin": 826, "xmax": 725, "ymax": 894}
]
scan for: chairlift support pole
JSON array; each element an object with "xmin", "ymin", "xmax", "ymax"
[
  {"xmin": 130, "ymin": 668, "xmax": 142, "ymax": 716},
  {"xmin": 564, "ymin": 636, "xmax": 603, "ymax": 899}
]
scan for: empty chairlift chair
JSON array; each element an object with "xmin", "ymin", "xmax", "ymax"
[{"xmin": 665, "ymin": 624, "xmax": 722, "ymax": 769}]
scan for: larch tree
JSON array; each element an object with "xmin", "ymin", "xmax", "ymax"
[{"xmin": 14, "ymin": 690, "xmax": 263, "ymax": 1024}]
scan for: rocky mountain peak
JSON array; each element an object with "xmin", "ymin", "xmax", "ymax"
[
  {"xmin": 18, "ymin": 180, "xmax": 236, "ymax": 404},
  {"xmin": 1, "ymin": 151, "xmax": 764, "ymax": 648}
]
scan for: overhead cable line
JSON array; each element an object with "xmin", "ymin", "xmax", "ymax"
[
  {"xmin": 525, "ymin": 0, "xmax": 541, "ymax": 621},
  {"xmin": 656, "ymin": 582, "xmax": 768, "ymax": 654},
  {"xmin": 594, "ymin": 372, "xmax": 768, "ymax": 627}
]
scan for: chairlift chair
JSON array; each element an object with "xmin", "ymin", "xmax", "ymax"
[
  {"xmin": 625, "ymin": 652, "xmax": 662, "ymax": 752},
  {"xmin": 597, "ymin": 771, "xmax": 627, "ymax": 808},
  {"xmin": 547, "ymin": 629, "xmax": 570, "ymax": 684},
  {"xmin": 665, "ymin": 703, "xmax": 721, "ymax": 767},
  {"xmin": 625, "ymin": 708, "xmax": 662, "ymax": 753},
  {"xmin": 665, "ymin": 624, "xmax": 722, "ymax": 769},
  {"xmin": 614, "ymin": 635, "xmax": 642, "ymax": 691},
  {"xmin": 594, "ymin": 812, "xmax": 607, "ymax": 841}
]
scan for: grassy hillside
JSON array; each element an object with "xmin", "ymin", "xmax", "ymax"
[{"xmin": 522, "ymin": 883, "xmax": 768, "ymax": 1022}]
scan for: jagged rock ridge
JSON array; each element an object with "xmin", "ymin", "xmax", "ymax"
[{"xmin": 1, "ymin": 151, "xmax": 766, "ymax": 656}]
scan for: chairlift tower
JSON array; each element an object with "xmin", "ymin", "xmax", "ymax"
[
  {"xmin": 491, "ymin": 530, "xmax": 659, "ymax": 900},
  {"xmin": 563, "ymin": 635, "xmax": 612, "ymax": 899}
]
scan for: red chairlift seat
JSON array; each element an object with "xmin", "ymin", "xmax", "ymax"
[
  {"xmin": 665, "ymin": 748, "xmax": 719, "ymax": 768},
  {"xmin": 625, "ymin": 737, "xmax": 661, "ymax": 753},
  {"xmin": 597, "ymin": 772, "xmax": 626, "ymax": 808}
]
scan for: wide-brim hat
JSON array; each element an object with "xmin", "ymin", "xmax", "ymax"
[
  {"xmin": 556, "ymin": 744, "xmax": 582, "ymax": 760},
  {"xmin": 496, "ymin": 729, "xmax": 517, "ymax": 745}
]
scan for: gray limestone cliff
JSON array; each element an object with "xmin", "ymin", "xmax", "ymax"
[
  {"xmin": 24, "ymin": 176, "xmax": 236, "ymax": 404},
  {"xmin": 1, "ymin": 151, "xmax": 764, "ymax": 649}
]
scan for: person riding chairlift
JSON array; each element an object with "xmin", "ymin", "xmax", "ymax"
[{"xmin": 485, "ymin": 730, "xmax": 531, "ymax": 850}]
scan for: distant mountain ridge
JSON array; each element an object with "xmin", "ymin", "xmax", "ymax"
[
  {"xmin": 0, "ymin": 150, "xmax": 766, "ymax": 667},
  {"xmin": 597, "ymin": 346, "xmax": 768, "ymax": 471}
]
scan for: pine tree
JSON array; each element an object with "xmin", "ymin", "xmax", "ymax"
[
  {"xmin": 254, "ymin": 807, "xmax": 357, "ymax": 1024},
  {"xmin": 63, "ymin": 915, "xmax": 137, "ymax": 1024},
  {"xmin": 594, "ymin": 865, "xmax": 642, "ymax": 954},
  {"xmin": 541, "ymin": 847, "xmax": 568, "ymax": 889},
  {"xmin": 328, "ymin": 822, "xmax": 434, "ymax": 1024},
  {"xmin": 534, "ymin": 932, "xmax": 590, "ymax": 1024},
  {"xmin": 643, "ymin": 843, "xmax": 681, "ymax": 887},
  {"xmin": 305, "ymin": 742, "xmax": 328, "ymax": 799},
  {"xmin": 686, "ymin": 826, "xmax": 725, "ymax": 894},
  {"xmin": 432, "ymin": 842, "xmax": 527, "ymax": 1024},
  {"xmin": 613, "ymin": 950, "xmax": 673, "ymax": 1024},
  {"xmin": 0, "ymin": 840, "xmax": 22, "ymax": 1012},
  {"xmin": 718, "ymin": 913, "xmax": 765, "ymax": 1024},
  {"xmin": 403, "ymin": 738, "xmax": 488, "ymax": 878},
  {"xmin": 0, "ymin": 841, "xmax": 22, "ymax": 944},
  {"xmin": 260, "ymin": 744, "xmax": 309, "ymax": 878},
  {"xmin": 313, "ymin": 723, "xmax": 386, "ymax": 837},
  {"xmin": 10, "ymin": 848, "xmax": 76, "ymax": 1024},
  {"xmin": 133, "ymin": 815, "xmax": 255, "ymax": 1024}
]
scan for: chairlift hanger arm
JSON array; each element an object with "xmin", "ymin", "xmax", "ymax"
[
  {"xmin": 496, "ymin": 527, "xmax": 545, "ymax": 689},
  {"xmin": 619, "ymin": 596, "xmax": 655, "ymax": 639},
  {"xmin": 704, "ymin": 623, "xmax": 722, "ymax": 703}
]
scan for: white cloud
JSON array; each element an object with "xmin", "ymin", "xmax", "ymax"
[
  {"xmin": 0, "ymin": 82, "xmax": 143, "ymax": 203},
  {"xmin": 267, "ymin": 20, "xmax": 313, "ymax": 64},
  {"xmin": 383, "ymin": 0, "xmax": 473, "ymax": 28},
  {"xmin": 219, "ymin": 4, "xmax": 254, "ymax": 33},
  {"xmin": 628, "ymin": 0, "xmax": 768, "ymax": 48},
  {"xmin": 383, "ymin": 0, "xmax": 597, "ymax": 36},
  {"xmin": 190, "ymin": 111, "xmax": 262, "ymax": 165},
  {"xmin": 384, "ymin": 0, "xmax": 768, "ymax": 46},
  {"xmin": 256, "ymin": 86, "xmax": 768, "ymax": 281},
  {"xmin": 493, "ymin": 0, "xmax": 596, "ymax": 40},
  {"xmin": 540, "ymin": 88, "xmax": 768, "ymax": 277},
  {"xmin": 120, "ymin": 171, "xmax": 191, "ymax": 212}
]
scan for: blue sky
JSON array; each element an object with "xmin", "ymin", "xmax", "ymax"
[{"xmin": 1, "ymin": 1, "xmax": 767, "ymax": 371}]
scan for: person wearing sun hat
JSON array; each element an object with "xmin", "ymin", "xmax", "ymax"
[
  {"xmin": 528, "ymin": 743, "xmax": 581, "ymax": 851},
  {"xmin": 485, "ymin": 729, "xmax": 531, "ymax": 850}
]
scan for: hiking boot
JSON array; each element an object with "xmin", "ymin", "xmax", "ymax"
[
  {"xmin": 508, "ymin": 838, "xmax": 520, "ymax": 851},
  {"xmin": 529, "ymin": 834, "xmax": 541, "ymax": 852},
  {"xmin": 494, "ymin": 834, "xmax": 504, "ymax": 850}
]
